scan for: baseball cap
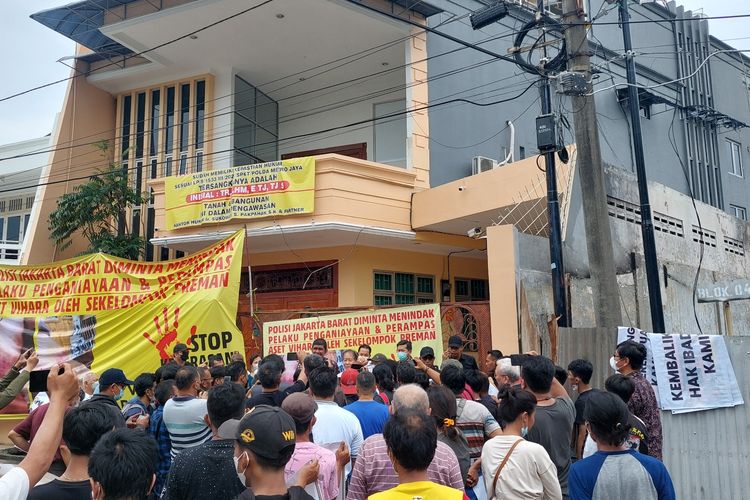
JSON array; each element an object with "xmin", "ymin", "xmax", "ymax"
[
  {"xmin": 173, "ymin": 343, "xmax": 189, "ymax": 354},
  {"xmin": 448, "ymin": 335, "xmax": 463, "ymax": 348},
  {"xmin": 281, "ymin": 393, "xmax": 318, "ymax": 424},
  {"xmin": 370, "ymin": 353, "xmax": 388, "ymax": 365},
  {"xmin": 419, "ymin": 346, "xmax": 435, "ymax": 359},
  {"xmin": 99, "ymin": 368, "xmax": 134, "ymax": 388},
  {"xmin": 340, "ymin": 368, "xmax": 359, "ymax": 395},
  {"xmin": 219, "ymin": 405, "xmax": 296, "ymax": 461}
]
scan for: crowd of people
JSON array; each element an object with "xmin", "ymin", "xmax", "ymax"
[{"xmin": 0, "ymin": 335, "xmax": 676, "ymax": 500}]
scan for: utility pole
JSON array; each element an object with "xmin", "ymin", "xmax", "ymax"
[
  {"xmin": 562, "ymin": 0, "xmax": 623, "ymax": 328},
  {"xmin": 537, "ymin": 0, "xmax": 569, "ymax": 327},
  {"xmin": 619, "ymin": 0, "xmax": 665, "ymax": 332}
]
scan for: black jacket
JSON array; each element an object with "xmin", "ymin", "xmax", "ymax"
[{"xmin": 83, "ymin": 394, "xmax": 126, "ymax": 427}]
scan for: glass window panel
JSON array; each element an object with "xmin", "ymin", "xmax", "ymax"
[
  {"xmin": 417, "ymin": 297, "xmax": 433, "ymax": 304},
  {"xmin": 132, "ymin": 209, "xmax": 140, "ymax": 238},
  {"xmin": 135, "ymin": 161, "xmax": 143, "ymax": 194},
  {"xmin": 6, "ymin": 216, "xmax": 20, "ymax": 242},
  {"xmin": 374, "ymin": 273, "xmax": 392, "ymax": 291},
  {"xmin": 0, "ymin": 219, "xmax": 4, "ymax": 241},
  {"xmin": 196, "ymin": 152, "xmax": 203, "ymax": 173},
  {"xmin": 23, "ymin": 214, "xmax": 30, "ymax": 235},
  {"xmin": 195, "ymin": 80, "xmax": 205, "ymax": 149},
  {"xmin": 395, "ymin": 294, "xmax": 415, "ymax": 305},
  {"xmin": 165, "ymin": 157, "xmax": 172, "ymax": 177},
  {"xmin": 121, "ymin": 95, "xmax": 132, "ymax": 160},
  {"xmin": 179, "ymin": 84, "xmax": 190, "ymax": 152},
  {"xmin": 160, "ymin": 247, "xmax": 170, "ymax": 261},
  {"xmin": 150, "ymin": 158, "xmax": 158, "ymax": 179},
  {"xmin": 395, "ymin": 273, "xmax": 414, "ymax": 294},
  {"xmin": 417, "ymin": 276, "xmax": 433, "ymax": 294},
  {"xmin": 455, "ymin": 280, "xmax": 469, "ymax": 298},
  {"xmin": 165, "ymin": 87, "xmax": 175, "ymax": 154},
  {"xmin": 146, "ymin": 207, "xmax": 155, "ymax": 261},
  {"xmin": 374, "ymin": 295, "xmax": 393, "ymax": 306},
  {"xmin": 135, "ymin": 92, "xmax": 146, "ymax": 158},
  {"xmin": 179, "ymin": 155, "xmax": 188, "ymax": 175},
  {"xmin": 471, "ymin": 280, "xmax": 488, "ymax": 300},
  {"xmin": 150, "ymin": 90, "xmax": 160, "ymax": 157},
  {"xmin": 253, "ymin": 126, "xmax": 278, "ymax": 162}
]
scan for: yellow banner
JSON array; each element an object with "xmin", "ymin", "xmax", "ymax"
[
  {"xmin": 165, "ymin": 157, "xmax": 316, "ymax": 230},
  {"xmin": 0, "ymin": 231, "xmax": 245, "ymax": 414},
  {"xmin": 262, "ymin": 304, "xmax": 443, "ymax": 360}
]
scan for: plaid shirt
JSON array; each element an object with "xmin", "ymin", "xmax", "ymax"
[{"xmin": 149, "ymin": 405, "xmax": 172, "ymax": 497}]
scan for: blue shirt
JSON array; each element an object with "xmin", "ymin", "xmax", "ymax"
[
  {"xmin": 148, "ymin": 405, "xmax": 172, "ymax": 496},
  {"xmin": 569, "ymin": 449, "xmax": 675, "ymax": 500},
  {"xmin": 344, "ymin": 399, "xmax": 390, "ymax": 439}
]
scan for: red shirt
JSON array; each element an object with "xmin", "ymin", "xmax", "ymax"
[{"xmin": 13, "ymin": 404, "xmax": 63, "ymax": 461}]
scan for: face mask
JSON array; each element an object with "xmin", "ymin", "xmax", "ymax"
[
  {"xmin": 93, "ymin": 381, "xmax": 100, "ymax": 395},
  {"xmin": 396, "ymin": 352, "xmax": 408, "ymax": 362},
  {"xmin": 114, "ymin": 387, "xmax": 125, "ymax": 401},
  {"xmin": 233, "ymin": 454, "xmax": 247, "ymax": 486},
  {"xmin": 609, "ymin": 356, "xmax": 619, "ymax": 373},
  {"xmin": 521, "ymin": 426, "xmax": 529, "ymax": 438}
]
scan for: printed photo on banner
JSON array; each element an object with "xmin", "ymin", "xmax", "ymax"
[
  {"xmin": 262, "ymin": 303, "xmax": 444, "ymax": 360},
  {"xmin": 0, "ymin": 231, "xmax": 247, "ymax": 414}
]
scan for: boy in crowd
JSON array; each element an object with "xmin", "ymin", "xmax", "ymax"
[
  {"xmin": 567, "ymin": 359, "xmax": 594, "ymax": 459},
  {"xmin": 88, "ymin": 429, "xmax": 159, "ymax": 500}
]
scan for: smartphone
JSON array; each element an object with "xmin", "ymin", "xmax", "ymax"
[
  {"xmin": 286, "ymin": 352, "xmax": 299, "ymax": 361},
  {"xmin": 510, "ymin": 354, "xmax": 532, "ymax": 366},
  {"xmin": 29, "ymin": 370, "xmax": 51, "ymax": 393}
]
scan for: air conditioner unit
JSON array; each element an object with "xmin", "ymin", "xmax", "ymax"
[{"xmin": 472, "ymin": 156, "xmax": 497, "ymax": 175}]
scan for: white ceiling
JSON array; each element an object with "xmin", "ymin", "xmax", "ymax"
[{"xmin": 94, "ymin": 0, "xmax": 410, "ymax": 98}]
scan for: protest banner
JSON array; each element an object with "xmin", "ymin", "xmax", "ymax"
[
  {"xmin": 647, "ymin": 333, "xmax": 743, "ymax": 413},
  {"xmin": 165, "ymin": 157, "xmax": 315, "ymax": 230},
  {"xmin": 0, "ymin": 231, "xmax": 245, "ymax": 414},
  {"xmin": 262, "ymin": 304, "xmax": 444, "ymax": 360}
]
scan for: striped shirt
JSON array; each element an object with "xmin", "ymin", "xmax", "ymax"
[
  {"xmin": 163, "ymin": 396, "xmax": 212, "ymax": 458},
  {"xmin": 455, "ymin": 398, "xmax": 501, "ymax": 459},
  {"xmin": 346, "ymin": 434, "xmax": 464, "ymax": 500}
]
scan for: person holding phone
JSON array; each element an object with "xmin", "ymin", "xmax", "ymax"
[{"xmin": 0, "ymin": 349, "xmax": 38, "ymax": 410}]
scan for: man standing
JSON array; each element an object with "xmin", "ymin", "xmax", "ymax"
[
  {"xmin": 522, "ymin": 355, "xmax": 576, "ymax": 499},
  {"xmin": 172, "ymin": 343, "xmax": 190, "ymax": 367},
  {"xmin": 347, "ymin": 384, "xmax": 464, "ymax": 500},
  {"xmin": 495, "ymin": 358, "xmax": 521, "ymax": 388},
  {"xmin": 27, "ymin": 405, "xmax": 119, "ymax": 499},
  {"xmin": 369, "ymin": 410, "xmax": 467, "ymax": 500},
  {"xmin": 611, "ymin": 340, "xmax": 663, "ymax": 461},
  {"xmin": 198, "ymin": 366, "xmax": 213, "ymax": 393},
  {"xmin": 122, "ymin": 372, "xmax": 155, "ymax": 420},
  {"xmin": 88, "ymin": 429, "xmax": 158, "ymax": 500},
  {"xmin": 396, "ymin": 340, "xmax": 412, "ymax": 362},
  {"xmin": 567, "ymin": 359, "xmax": 594, "ymax": 460},
  {"xmin": 163, "ymin": 383, "xmax": 247, "ymax": 500},
  {"xmin": 282, "ymin": 393, "xmax": 346, "ymax": 500},
  {"xmin": 446, "ymin": 336, "xmax": 479, "ymax": 371},
  {"xmin": 419, "ymin": 346, "xmax": 438, "ymax": 371},
  {"xmin": 84, "ymin": 368, "xmax": 131, "ymax": 428},
  {"xmin": 484, "ymin": 349, "xmax": 503, "ymax": 396},
  {"xmin": 149, "ymin": 379, "xmax": 175, "ymax": 498},
  {"xmin": 311, "ymin": 338, "xmax": 338, "ymax": 369},
  {"xmin": 163, "ymin": 366, "xmax": 212, "ymax": 458},
  {"xmin": 344, "ymin": 371, "xmax": 390, "ymax": 439},
  {"xmin": 80, "ymin": 372, "xmax": 98, "ymax": 402},
  {"xmin": 246, "ymin": 354, "xmax": 307, "ymax": 408},
  {"xmin": 309, "ymin": 366, "xmax": 363, "ymax": 475}
]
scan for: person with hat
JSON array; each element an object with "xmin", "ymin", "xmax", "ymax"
[
  {"xmin": 282, "ymin": 393, "xmax": 347, "ymax": 500},
  {"xmin": 172, "ymin": 343, "xmax": 190, "ymax": 367},
  {"xmin": 420, "ymin": 346, "xmax": 438, "ymax": 371},
  {"xmin": 162, "ymin": 382, "xmax": 247, "ymax": 500},
  {"xmin": 446, "ymin": 336, "xmax": 479, "ymax": 371},
  {"xmin": 344, "ymin": 371, "xmax": 390, "ymax": 440},
  {"xmin": 340, "ymin": 368, "xmax": 359, "ymax": 405},
  {"xmin": 83, "ymin": 368, "xmax": 133, "ymax": 428},
  {"xmin": 227, "ymin": 405, "xmax": 317, "ymax": 500}
]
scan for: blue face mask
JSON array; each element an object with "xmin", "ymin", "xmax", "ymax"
[
  {"xmin": 93, "ymin": 381, "xmax": 100, "ymax": 395},
  {"xmin": 114, "ymin": 387, "xmax": 125, "ymax": 401},
  {"xmin": 396, "ymin": 352, "xmax": 408, "ymax": 362},
  {"xmin": 521, "ymin": 426, "xmax": 529, "ymax": 438}
]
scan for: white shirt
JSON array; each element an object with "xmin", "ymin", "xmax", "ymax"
[
  {"xmin": 312, "ymin": 400, "xmax": 364, "ymax": 475},
  {"xmin": 481, "ymin": 435, "xmax": 562, "ymax": 500},
  {"xmin": 0, "ymin": 467, "xmax": 29, "ymax": 500}
]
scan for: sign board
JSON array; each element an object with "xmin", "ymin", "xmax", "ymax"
[
  {"xmin": 165, "ymin": 157, "xmax": 315, "ymax": 230},
  {"xmin": 696, "ymin": 279, "xmax": 750, "ymax": 303},
  {"xmin": 263, "ymin": 304, "xmax": 443, "ymax": 360},
  {"xmin": 0, "ymin": 232, "xmax": 245, "ymax": 414}
]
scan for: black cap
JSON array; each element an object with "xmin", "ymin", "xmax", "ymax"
[
  {"xmin": 448, "ymin": 335, "xmax": 463, "ymax": 348},
  {"xmin": 99, "ymin": 368, "xmax": 134, "ymax": 388},
  {"xmin": 220, "ymin": 405, "xmax": 296, "ymax": 460},
  {"xmin": 173, "ymin": 343, "xmax": 189, "ymax": 355},
  {"xmin": 420, "ymin": 346, "xmax": 435, "ymax": 359}
]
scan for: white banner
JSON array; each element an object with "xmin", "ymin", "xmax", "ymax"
[{"xmin": 617, "ymin": 327, "xmax": 743, "ymax": 413}]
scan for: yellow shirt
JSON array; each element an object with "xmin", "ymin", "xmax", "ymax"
[{"xmin": 368, "ymin": 481, "xmax": 465, "ymax": 500}]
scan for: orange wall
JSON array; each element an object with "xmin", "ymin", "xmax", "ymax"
[{"xmin": 486, "ymin": 224, "xmax": 521, "ymax": 355}]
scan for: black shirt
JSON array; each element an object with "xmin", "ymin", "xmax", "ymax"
[
  {"xmin": 235, "ymin": 486, "xmax": 315, "ymax": 500},
  {"xmin": 574, "ymin": 389, "xmax": 594, "ymax": 425},
  {"xmin": 459, "ymin": 354, "xmax": 479, "ymax": 371},
  {"xmin": 82, "ymin": 394, "xmax": 126, "ymax": 427},
  {"xmin": 163, "ymin": 439, "xmax": 245, "ymax": 500},
  {"xmin": 246, "ymin": 380, "xmax": 306, "ymax": 408},
  {"xmin": 28, "ymin": 479, "xmax": 91, "ymax": 500}
]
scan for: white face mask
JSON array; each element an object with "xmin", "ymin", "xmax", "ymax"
[
  {"xmin": 609, "ymin": 356, "xmax": 619, "ymax": 373},
  {"xmin": 233, "ymin": 453, "xmax": 247, "ymax": 486}
]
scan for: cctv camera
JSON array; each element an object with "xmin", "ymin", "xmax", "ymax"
[
  {"xmin": 467, "ymin": 227, "xmax": 483, "ymax": 238},
  {"xmin": 458, "ymin": 186, "xmax": 466, "ymax": 192}
]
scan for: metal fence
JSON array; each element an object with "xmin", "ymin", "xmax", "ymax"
[{"xmin": 557, "ymin": 328, "xmax": 750, "ymax": 499}]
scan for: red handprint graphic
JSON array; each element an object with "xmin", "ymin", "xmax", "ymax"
[{"xmin": 142, "ymin": 307, "xmax": 197, "ymax": 361}]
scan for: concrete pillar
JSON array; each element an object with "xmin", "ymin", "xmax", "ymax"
[{"xmin": 486, "ymin": 224, "xmax": 521, "ymax": 354}]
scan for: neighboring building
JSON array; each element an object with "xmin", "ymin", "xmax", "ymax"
[
  {"xmin": 25, "ymin": 0, "xmax": 750, "ymax": 356},
  {"xmin": 0, "ymin": 135, "xmax": 51, "ymax": 264}
]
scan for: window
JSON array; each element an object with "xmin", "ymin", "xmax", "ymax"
[
  {"xmin": 233, "ymin": 75, "xmax": 278, "ymax": 166},
  {"xmin": 728, "ymin": 139, "xmax": 743, "ymax": 177},
  {"xmin": 373, "ymin": 272, "xmax": 435, "ymax": 305},
  {"xmin": 454, "ymin": 278, "xmax": 489, "ymax": 302},
  {"xmin": 730, "ymin": 204, "xmax": 747, "ymax": 220}
]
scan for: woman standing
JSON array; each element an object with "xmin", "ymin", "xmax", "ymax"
[
  {"xmin": 428, "ymin": 385, "xmax": 472, "ymax": 486},
  {"xmin": 480, "ymin": 386, "xmax": 561, "ymax": 500}
]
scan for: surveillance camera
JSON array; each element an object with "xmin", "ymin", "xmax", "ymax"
[
  {"xmin": 467, "ymin": 227, "xmax": 483, "ymax": 238},
  {"xmin": 458, "ymin": 186, "xmax": 466, "ymax": 192}
]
